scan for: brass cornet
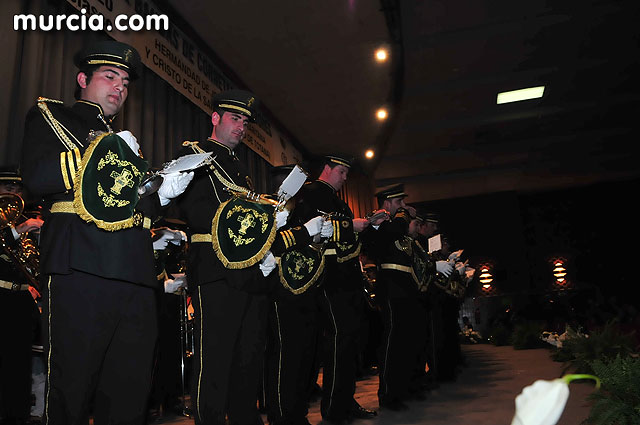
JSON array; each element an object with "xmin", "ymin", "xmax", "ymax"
[{"xmin": 0, "ymin": 193, "xmax": 41, "ymax": 290}]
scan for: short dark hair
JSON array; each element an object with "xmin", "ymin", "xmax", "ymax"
[
  {"xmin": 74, "ymin": 64, "xmax": 100, "ymax": 100},
  {"xmin": 213, "ymin": 107, "xmax": 227, "ymax": 119}
]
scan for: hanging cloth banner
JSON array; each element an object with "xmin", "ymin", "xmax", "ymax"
[
  {"xmin": 211, "ymin": 196, "xmax": 277, "ymax": 269},
  {"xmin": 74, "ymin": 132, "xmax": 148, "ymax": 231},
  {"xmin": 278, "ymin": 244, "xmax": 325, "ymax": 295}
]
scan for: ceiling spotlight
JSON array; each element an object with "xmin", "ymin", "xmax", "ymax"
[
  {"xmin": 365, "ymin": 149, "xmax": 375, "ymax": 159},
  {"xmin": 376, "ymin": 108, "xmax": 388, "ymax": 121},
  {"xmin": 497, "ymin": 86, "xmax": 545, "ymax": 104},
  {"xmin": 375, "ymin": 48, "xmax": 388, "ymax": 62}
]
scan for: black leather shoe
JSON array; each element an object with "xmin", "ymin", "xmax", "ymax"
[{"xmin": 349, "ymin": 403, "xmax": 377, "ymax": 419}]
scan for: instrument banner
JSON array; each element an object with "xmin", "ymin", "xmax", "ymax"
[
  {"xmin": 74, "ymin": 132, "xmax": 148, "ymax": 231},
  {"xmin": 334, "ymin": 231, "xmax": 361, "ymax": 264},
  {"xmin": 278, "ymin": 244, "xmax": 325, "ymax": 295},
  {"xmin": 411, "ymin": 240, "xmax": 432, "ymax": 292},
  {"xmin": 212, "ymin": 197, "xmax": 276, "ymax": 269}
]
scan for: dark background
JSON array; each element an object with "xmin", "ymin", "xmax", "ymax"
[{"xmin": 415, "ymin": 176, "xmax": 640, "ymax": 329}]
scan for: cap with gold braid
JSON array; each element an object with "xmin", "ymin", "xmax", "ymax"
[
  {"xmin": 324, "ymin": 154, "xmax": 353, "ymax": 169},
  {"xmin": 213, "ymin": 89, "xmax": 260, "ymax": 122},
  {"xmin": 0, "ymin": 167, "xmax": 21, "ymax": 184},
  {"xmin": 375, "ymin": 184, "xmax": 407, "ymax": 203},
  {"xmin": 74, "ymin": 40, "xmax": 142, "ymax": 80}
]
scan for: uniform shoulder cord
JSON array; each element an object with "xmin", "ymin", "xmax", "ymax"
[{"xmin": 37, "ymin": 97, "xmax": 83, "ymax": 150}]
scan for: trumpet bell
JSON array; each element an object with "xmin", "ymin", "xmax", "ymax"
[
  {"xmin": 0, "ymin": 193, "xmax": 24, "ymax": 228},
  {"xmin": 138, "ymin": 174, "xmax": 164, "ymax": 197}
]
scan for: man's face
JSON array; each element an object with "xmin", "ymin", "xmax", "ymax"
[
  {"xmin": 0, "ymin": 182, "xmax": 22, "ymax": 196},
  {"xmin": 383, "ymin": 197, "xmax": 405, "ymax": 216},
  {"xmin": 211, "ymin": 111, "xmax": 249, "ymax": 149},
  {"xmin": 322, "ymin": 164, "xmax": 349, "ymax": 191},
  {"xmin": 77, "ymin": 66, "xmax": 130, "ymax": 116},
  {"xmin": 420, "ymin": 221, "xmax": 438, "ymax": 238},
  {"xmin": 408, "ymin": 218, "xmax": 421, "ymax": 237}
]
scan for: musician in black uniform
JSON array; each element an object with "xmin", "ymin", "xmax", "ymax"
[
  {"xmin": 410, "ymin": 211, "xmax": 441, "ymax": 394},
  {"xmin": 20, "ymin": 41, "xmax": 192, "ymax": 425},
  {"xmin": 288, "ymin": 155, "xmax": 375, "ymax": 424},
  {"xmin": 176, "ymin": 89, "xmax": 281, "ymax": 425},
  {"xmin": 431, "ymin": 235, "xmax": 464, "ymax": 381},
  {"xmin": 372, "ymin": 185, "xmax": 432, "ymax": 411},
  {"xmin": 263, "ymin": 165, "xmax": 333, "ymax": 425},
  {"xmin": 0, "ymin": 170, "xmax": 42, "ymax": 425}
]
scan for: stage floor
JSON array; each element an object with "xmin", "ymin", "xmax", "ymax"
[{"xmin": 153, "ymin": 343, "xmax": 595, "ymax": 425}]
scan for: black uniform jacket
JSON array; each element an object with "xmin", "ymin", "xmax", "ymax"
[
  {"xmin": 21, "ymin": 99, "xmax": 160, "ymax": 287},
  {"xmin": 289, "ymin": 180, "xmax": 361, "ymax": 291},
  {"xmin": 370, "ymin": 208, "xmax": 418, "ymax": 298},
  {"xmin": 177, "ymin": 138, "xmax": 271, "ymax": 292}
]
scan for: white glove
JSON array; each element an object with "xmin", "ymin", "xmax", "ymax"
[
  {"xmin": 259, "ymin": 251, "xmax": 277, "ymax": 277},
  {"xmin": 455, "ymin": 261, "xmax": 467, "ymax": 276},
  {"xmin": 116, "ymin": 130, "xmax": 140, "ymax": 156},
  {"xmin": 448, "ymin": 249, "xmax": 464, "ymax": 262},
  {"xmin": 158, "ymin": 171, "xmax": 195, "ymax": 206},
  {"xmin": 152, "ymin": 234, "xmax": 171, "ymax": 250},
  {"xmin": 304, "ymin": 216, "xmax": 325, "ymax": 237},
  {"xmin": 320, "ymin": 220, "xmax": 333, "ymax": 238},
  {"xmin": 276, "ymin": 209, "xmax": 290, "ymax": 229},
  {"xmin": 164, "ymin": 274, "xmax": 187, "ymax": 293},
  {"xmin": 153, "ymin": 228, "xmax": 185, "ymax": 247},
  {"xmin": 436, "ymin": 260, "xmax": 454, "ymax": 277}
]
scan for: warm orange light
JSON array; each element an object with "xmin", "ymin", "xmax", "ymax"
[
  {"xmin": 365, "ymin": 149, "xmax": 375, "ymax": 159},
  {"xmin": 376, "ymin": 108, "xmax": 388, "ymax": 120},
  {"xmin": 375, "ymin": 48, "xmax": 388, "ymax": 62},
  {"xmin": 482, "ymin": 284, "xmax": 492, "ymax": 289},
  {"xmin": 551, "ymin": 258, "xmax": 568, "ymax": 286}
]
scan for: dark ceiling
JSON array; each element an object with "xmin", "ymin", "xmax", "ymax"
[{"xmin": 167, "ymin": 0, "xmax": 640, "ymax": 203}]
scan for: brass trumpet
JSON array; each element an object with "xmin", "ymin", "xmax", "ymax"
[{"xmin": 0, "ymin": 193, "xmax": 41, "ymax": 290}]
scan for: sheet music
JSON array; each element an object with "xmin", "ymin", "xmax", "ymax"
[
  {"xmin": 277, "ymin": 165, "xmax": 308, "ymax": 200},
  {"xmin": 428, "ymin": 234, "xmax": 442, "ymax": 253}
]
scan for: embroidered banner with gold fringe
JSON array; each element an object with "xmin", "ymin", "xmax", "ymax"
[
  {"xmin": 412, "ymin": 240, "xmax": 433, "ymax": 292},
  {"xmin": 212, "ymin": 196, "xmax": 276, "ymax": 269},
  {"xmin": 334, "ymin": 237, "xmax": 361, "ymax": 264},
  {"xmin": 73, "ymin": 132, "xmax": 148, "ymax": 231},
  {"xmin": 278, "ymin": 244, "xmax": 325, "ymax": 295}
]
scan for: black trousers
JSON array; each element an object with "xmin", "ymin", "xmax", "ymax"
[
  {"xmin": 0, "ymin": 288, "xmax": 36, "ymax": 422},
  {"xmin": 265, "ymin": 292, "xmax": 319, "ymax": 425},
  {"xmin": 149, "ymin": 291, "xmax": 183, "ymax": 411},
  {"xmin": 377, "ymin": 276, "xmax": 426, "ymax": 403},
  {"xmin": 318, "ymin": 287, "xmax": 365, "ymax": 419},
  {"xmin": 42, "ymin": 271, "xmax": 157, "ymax": 425},
  {"xmin": 190, "ymin": 282, "xmax": 268, "ymax": 425}
]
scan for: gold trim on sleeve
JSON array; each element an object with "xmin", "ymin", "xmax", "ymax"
[
  {"xmin": 60, "ymin": 152, "xmax": 71, "ymax": 190},
  {"xmin": 66, "ymin": 150, "xmax": 76, "ymax": 184}
]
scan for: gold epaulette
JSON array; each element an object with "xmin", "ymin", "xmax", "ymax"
[
  {"xmin": 36, "ymin": 97, "xmax": 82, "ymax": 151},
  {"xmin": 36, "ymin": 97, "xmax": 83, "ymax": 190}
]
